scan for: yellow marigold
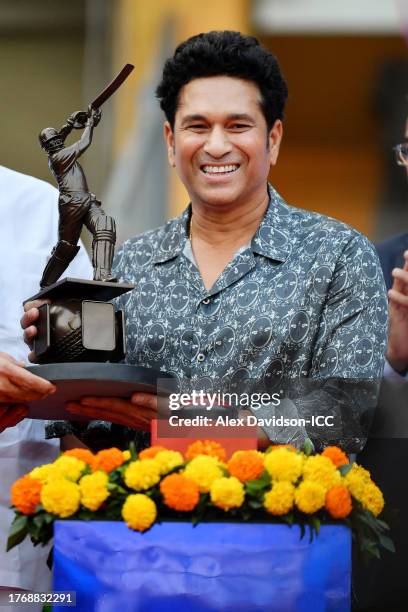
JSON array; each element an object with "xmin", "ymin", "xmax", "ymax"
[
  {"xmin": 185, "ymin": 440, "xmax": 226, "ymax": 462},
  {"xmin": 160, "ymin": 473, "xmax": 200, "ymax": 511},
  {"xmin": 210, "ymin": 477, "xmax": 245, "ymax": 511},
  {"xmin": 269, "ymin": 444, "xmax": 297, "ymax": 452},
  {"xmin": 53, "ymin": 456, "xmax": 86, "ymax": 482},
  {"xmin": 124, "ymin": 459, "xmax": 161, "ymax": 491},
  {"xmin": 11, "ymin": 475, "xmax": 42, "ymax": 515},
  {"xmin": 41, "ymin": 479, "xmax": 80, "ymax": 518},
  {"xmin": 264, "ymin": 448, "xmax": 303, "ymax": 483},
  {"xmin": 91, "ymin": 448, "xmax": 125, "ymax": 473},
  {"xmin": 184, "ymin": 455, "xmax": 224, "ymax": 493},
  {"xmin": 295, "ymin": 481, "xmax": 326, "ymax": 514},
  {"xmin": 344, "ymin": 463, "xmax": 372, "ymax": 501},
  {"xmin": 154, "ymin": 450, "xmax": 184, "ymax": 475},
  {"xmin": 30, "ymin": 463, "xmax": 58, "ymax": 484},
  {"xmin": 264, "ymin": 482, "xmax": 295, "ymax": 515},
  {"xmin": 227, "ymin": 450, "xmax": 264, "ymax": 483},
  {"xmin": 63, "ymin": 448, "xmax": 95, "ymax": 466},
  {"xmin": 321, "ymin": 446, "xmax": 349, "ymax": 468},
  {"xmin": 79, "ymin": 472, "xmax": 110, "ymax": 511},
  {"xmin": 325, "ymin": 485, "xmax": 352, "ymax": 519},
  {"xmin": 139, "ymin": 446, "xmax": 167, "ymax": 460},
  {"xmin": 360, "ymin": 482, "xmax": 384, "ymax": 517},
  {"xmin": 122, "ymin": 494, "xmax": 157, "ymax": 531},
  {"xmin": 302, "ymin": 455, "xmax": 341, "ymax": 491},
  {"xmin": 122, "ymin": 450, "xmax": 131, "ymax": 462}
]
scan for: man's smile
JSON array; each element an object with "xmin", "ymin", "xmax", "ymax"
[{"xmin": 200, "ymin": 164, "xmax": 240, "ymax": 175}]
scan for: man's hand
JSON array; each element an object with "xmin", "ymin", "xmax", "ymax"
[
  {"xmin": 0, "ymin": 405, "xmax": 28, "ymax": 433},
  {"xmin": 66, "ymin": 392, "xmax": 157, "ymax": 430},
  {"xmin": 387, "ymin": 250, "xmax": 408, "ymax": 373},
  {"xmin": 21, "ymin": 299, "xmax": 48, "ymax": 363},
  {"xmin": 0, "ymin": 351, "xmax": 56, "ymax": 402}
]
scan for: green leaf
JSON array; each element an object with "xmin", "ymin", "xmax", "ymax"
[
  {"xmin": 310, "ymin": 516, "xmax": 321, "ymax": 535},
  {"xmin": 339, "ymin": 464, "xmax": 352, "ymax": 476},
  {"xmin": 378, "ymin": 534, "xmax": 396, "ymax": 554},
  {"xmin": 302, "ymin": 438, "xmax": 314, "ymax": 456},
  {"xmin": 7, "ymin": 515, "xmax": 28, "ymax": 551}
]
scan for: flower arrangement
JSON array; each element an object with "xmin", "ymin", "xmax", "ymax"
[{"xmin": 7, "ymin": 440, "xmax": 394, "ymax": 561}]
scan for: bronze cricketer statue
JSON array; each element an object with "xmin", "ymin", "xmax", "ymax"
[{"xmin": 38, "ymin": 63, "xmax": 134, "ymax": 288}]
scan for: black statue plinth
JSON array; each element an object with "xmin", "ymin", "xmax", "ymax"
[
  {"xmin": 25, "ymin": 278, "xmax": 134, "ymax": 364},
  {"xmin": 26, "ymin": 363, "xmax": 173, "ymax": 421}
]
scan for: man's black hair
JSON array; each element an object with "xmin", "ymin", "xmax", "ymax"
[{"xmin": 156, "ymin": 30, "xmax": 288, "ymax": 132}]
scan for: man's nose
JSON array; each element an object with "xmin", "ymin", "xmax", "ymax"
[{"xmin": 203, "ymin": 126, "xmax": 232, "ymax": 158}]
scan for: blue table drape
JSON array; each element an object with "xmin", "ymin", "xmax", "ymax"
[{"xmin": 53, "ymin": 521, "xmax": 351, "ymax": 611}]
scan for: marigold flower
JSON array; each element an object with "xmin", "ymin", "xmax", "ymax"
[
  {"xmin": 11, "ymin": 475, "xmax": 42, "ymax": 515},
  {"xmin": 30, "ymin": 463, "xmax": 58, "ymax": 484},
  {"xmin": 186, "ymin": 440, "xmax": 226, "ymax": 462},
  {"xmin": 344, "ymin": 463, "xmax": 372, "ymax": 501},
  {"xmin": 227, "ymin": 450, "xmax": 264, "ymax": 482},
  {"xmin": 210, "ymin": 477, "xmax": 245, "ymax": 511},
  {"xmin": 122, "ymin": 494, "xmax": 157, "ymax": 531},
  {"xmin": 264, "ymin": 482, "xmax": 295, "ymax": 515},
  {"xmin": 295, "ymin": 481, "xmax": 326, "ymax": 514},
  {"xmin": 270, "ymin": 445, "xmax": 297, "ymax": 452},
  {"xmin": 79, "ymin": 472, "xmax": 110, "ymax": 511},
  {"xmin": 154, "ymin": 450, "xmax": 184, "ymax": 475},
  {"xmin": 160, "ymin": 473, "xmax": 200, "ymax": 511},
  {"xmin": 184, "ymin": 455, "xmax": 224, "ymax": 492},
  {"xmin": 264, "ymin": 448, "xmax": 303, "ymax": 483},
  {"xmin": 321, "ymin": 446, "xmax": 349, "ymax": 468},
  {"xmin": 91, "ymin": 448, "xmax": 125, "ymax": 473},
  {"xmin": 360, "ymin": 482, "xmax": 384, "ymax": 517},
  {"xmin": 41, "ymin": 479, "xmax": 80, "ymax": 517},
  {"xmin": 139, "ymin": 446, "xmax": 167, "ymax": 460},
  {"xmin": 53, "ymin": 456, "xmax": 86, "ymax": 482},
  {"xmin": 122, "ymin": 450, "xmax": 131, "ymax": 462},
  {"xmin": 302, "ymin": 455, "xmax": 341, "ymax": 491},
  {"xmin": 124, "ymin": 460, "xmax": 161, "ymax": 491},
  {"xmin": 325, "ymin": 485, "xmax": 352, "ymax": 518},
  {"xmin": 64, "ymin": 448, "xmax": 95, "ymax": 466}
]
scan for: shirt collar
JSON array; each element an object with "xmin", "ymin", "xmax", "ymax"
[{"xmin": 152, "ymin": 184, "xmax": 292, "ymax": 264}]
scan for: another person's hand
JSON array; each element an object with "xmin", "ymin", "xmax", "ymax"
[
  {"xmin": 0, "ymin": 351, "xmax": 56, "ymax": 402},
  {"xmin": 21, "ymin": 299, "xmax": 48, "ymax": 362},
  {"xmin": 387, "ymin": 250, "xmax": 408, "ymax": 374},
  {"xmin": 66, "ymin": 392, "xmax": 157, "ymax": 430}
]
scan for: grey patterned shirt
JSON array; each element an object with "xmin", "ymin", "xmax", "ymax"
[{"xmin": 47, "ymin": 186, "xmax": 388, "ymax": 450}]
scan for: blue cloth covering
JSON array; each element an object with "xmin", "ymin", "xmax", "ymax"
[{"xmin": 53, "ymin": 521, "xmax": 350, "ymax": 611}]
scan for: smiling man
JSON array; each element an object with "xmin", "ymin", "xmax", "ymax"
[{"xmin": 24, "ymin": 31, "xmax": 388, "ymax": 451}]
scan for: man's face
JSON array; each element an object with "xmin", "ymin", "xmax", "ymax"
[{"xmin": 164, "ymin": 76, "xmax": 283, "ymax": 209}]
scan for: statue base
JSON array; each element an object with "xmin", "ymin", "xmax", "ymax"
[{"xmin": 27, "ymin": 362, "xmax": 172, "ymax": 421}]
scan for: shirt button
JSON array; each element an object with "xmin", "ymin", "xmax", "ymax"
[
  {"xmin": 202, "ymin": 298, "xmax": 210, "ymax": 305},
  {"xmin": 197, "ymin": 353, "xmax": 205, "ymax": 362}
]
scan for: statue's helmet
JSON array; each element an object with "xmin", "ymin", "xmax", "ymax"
[{"xmin": 38, "ymin": 128, "xmax": 62, "ymax": 151}]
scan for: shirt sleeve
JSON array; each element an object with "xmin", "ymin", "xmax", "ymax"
[{"xmin": 303, "ymin": 233, "xmax": 388, "ymax": 451}]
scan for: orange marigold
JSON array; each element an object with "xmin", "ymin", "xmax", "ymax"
[
  {"xmin": 64, "ymin": 448, "xmax": 95, "ymax": 465},
  {"xmin": 160, "ymin": 473, "xmax": 200, "ymax": 511},
  {"xmin": 11, "ymin": 475, "xmax": 42, "ymax": 515},
  {"xmin": 138, "ymin": 446, "xmax": 167, "ymax": 460},
  {"xmin": 227, "ymin": 450, "xmax": 264, "ymax": 482},
  {"xmin": 185, "ymin": 440, "xmax": 226, "ymax": 462},
  {"xmin": 91, "ymin": 448, "xmax": 124, "ymax": 473},
  {"xmin": 270, "ymin": 445, "xmax": 297, "ymax": 452},
  {"xmin": 321, "ymin": 446, "xmax": 349, "ymax": 468},
  {"xmin": 325, "ymin": 485, "xmax": 352, "ymax": 519}
]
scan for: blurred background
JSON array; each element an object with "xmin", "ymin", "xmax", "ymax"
[{"xmin": 0, "ymin": 0, "xmax": 407, "ymax": 246}]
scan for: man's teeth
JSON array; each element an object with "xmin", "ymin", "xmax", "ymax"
[{"xmin": 202, "ymin": 165, "xmax": 239, "ymax": 174}]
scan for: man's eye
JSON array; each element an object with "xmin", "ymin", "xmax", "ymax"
[
  {"xmin": 188, "ymin": 124, "xmax": 207, "ymax": 130},
  {"xmin": 229, "ymin": 123, "xmax": 251, "ymax": 131}
]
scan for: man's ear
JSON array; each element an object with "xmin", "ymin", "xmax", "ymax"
[
  {"xmin": 164, "ymin": 121, "xmax": 176, "ymax": 167},
  {"xmin": 268, "ymin": 119, "xmax": 283, "ymax": 166}
]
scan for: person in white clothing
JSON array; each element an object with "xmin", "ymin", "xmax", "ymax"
[{"xmin": 0, "ymin": 165, "xmax": 92, "ymax": 604}]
